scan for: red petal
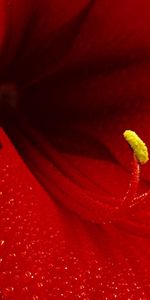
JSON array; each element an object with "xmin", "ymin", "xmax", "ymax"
[
  {"xmin": 0, "ymin": 0, "xmax": 32, "ymax": 72},
  {"xmin": 2, "ymin": 0, "xmax": 150, "ymax": 97},
  {"xmin": 1, "ymin": 129, "xmax": 150, "ymax": 299},
  {"xmin": 0, "ymin": 0, "xmax": 6, "ymax": 53},
  {"xmin": 4, "ymin": 0, "xmax": 91, "ymax": 84}
]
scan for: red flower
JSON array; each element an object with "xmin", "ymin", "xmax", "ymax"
[{"xmin": 1, "ymin": 0, "xmax": 150, "ymax": 299}]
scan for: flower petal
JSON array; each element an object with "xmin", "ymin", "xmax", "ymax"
[
  {"xmin": 1, "ymin": 129, "xmax": 150, "ymax": 299},
  {"xmin": 4, "ymin": 0, "xmax": 91, "ymax": 84},
  {"xmin": 0, "ymin": 0, "xmax": 6, "ymax": 54},
  {"xmin": 9, "ymin": 0, "xmax": 150, "ymax": 103},
  {"xmin": 0, "ymin": 0, "xmax": 32, "ymax": 73}
]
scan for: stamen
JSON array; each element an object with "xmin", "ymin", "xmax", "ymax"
[
  {"xmin": 122, "ymin": 130, "xmax": 149, "ymax": 210},
  {"xmin": 123, "ymin": 155, "xmax": 140, "ymax": 205},
  {"xmin": 123, "ymin": 130, "xmax": 149, "ymax": 164}
]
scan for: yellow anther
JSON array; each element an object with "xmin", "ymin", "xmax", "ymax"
[{"xmin": 123, "ymin": 130, "xmax": 149, "ymax": 164}]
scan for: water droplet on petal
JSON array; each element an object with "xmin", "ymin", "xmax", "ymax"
[
  {"xmin": 3, "ymin": 287, "xmax": 14, "ymax": 297},
  {"xmin": 0, "ymin": 240, "xmax": 5, "ymax": 246}
]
